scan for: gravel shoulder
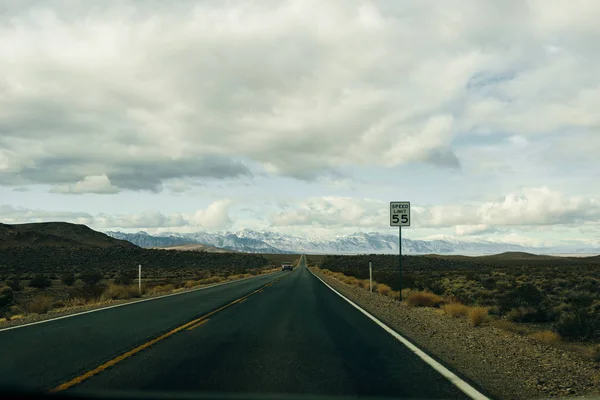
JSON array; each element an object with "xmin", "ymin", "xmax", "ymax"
[{"xmin": 312, "ymin": 269, "xmax": 600, "ymax": 400}]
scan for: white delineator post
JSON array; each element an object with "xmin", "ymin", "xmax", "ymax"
[
  {"xmin": 369, "ymin": 261, "xmax": 373, "ymax": 293},
  {"xmin": 138, "ymin": 264, "xmax": 142, "ymax": 295}
]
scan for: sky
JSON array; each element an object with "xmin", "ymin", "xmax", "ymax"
[{"xmin": 1, "ymin": 0, "xmax": 600, "ymax": 247}]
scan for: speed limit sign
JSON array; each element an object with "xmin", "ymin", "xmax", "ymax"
[{"xmin": 390, "ymin": 202, "xmax": 410, "ymax": 226}]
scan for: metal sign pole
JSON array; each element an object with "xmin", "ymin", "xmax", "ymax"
[
  {"xmin": 398, "ymin": 226, "xmax": 402, "ymax": 301},
  {"xmin": 390, "ymin": 201, "xmax": 409, "ymax": 302}
]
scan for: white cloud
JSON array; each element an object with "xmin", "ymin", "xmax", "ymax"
[
  {"xmin": 455, "ymin": 224, "xmax": 496, "ymax": 236},
  {"xmin": 50, "ymin": 174, "xmax": 120, "ymax": 194},
  {"xmin": 189, "ymin": 200, "xmax": 233, "ymax": 230},
  {"xmin": 269, "ymin": 196, "xmax": 386, "ymax": 229},
  {"xmin": 3, "ymin": 1, "xmax": 598, "ymax": 191},
  {"xmin": 269, "ymin": 187, "xmax": 600, "ymax": 231},
  {"xmin": 0, "ymin": 200, "xmax": 234, "ymax": 230}
]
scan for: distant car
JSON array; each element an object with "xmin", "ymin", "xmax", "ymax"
[{"xmin": 281, "ymin": 263, "xmax": 293, "ymax": 271}]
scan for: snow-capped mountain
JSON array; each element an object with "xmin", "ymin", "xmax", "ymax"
[
  {"xmin": 106, "ymin": 230, "xmax": 293, "ymax": 254},
  {"xmin": 105, "ymin": 231, "xmax": 192, "ymax": 248},
  {"xmin": 103, "ymin": 229, "xmax": 597, "ymax": 255}
]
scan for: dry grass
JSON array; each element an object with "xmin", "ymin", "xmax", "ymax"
[
  {"xmin": 468, "ymin": 307, "xmax": 488, "ymax": 327},
  {"xmin": 357, "ymin": 280, "xmax": 369, "ymax": 289},
  {"xmin": 442, "ymin": 303, "xmax": 470, "ymax": 318},
  {"xmin": 101, "ymin": 284, "xmax": 140, "ymax": 300},
  {"xmin": 342, "ymin": 276, "xmax": 359, "ymax": 286},
  {"xmin": 227, "ymin": 273, "xmax": 252, "ymax": 281},
  {"xmin": 406, "ymin": 291, "xmax": 443, "ymax": 307},
  {"xmin": 65, "ymin": 297, "xmax": 91, "ymax": 307},
  {"xmin": 376, "ymin": 283, "xmax": 392, "ymax": 296},
  {"xmin": 148, "ymin": 284, "xmax": 175, "ymax": 295},
  {"xmin": 26, "ymin": 295, "xmax": 54, "ymax": 314},
  {"xmin": 197, "ymin": 276, "xmax": 224, "ymax": 285},
  {"xmin": 184, "ymin": 280, "xmax": 198, "ymax": 288},
  {"xmin": 529, "ymin": 330, "xmax": 561, "ymax": 344},
  {"xmin": 491, "ymin": 319, "xmax": 528, "ymax": 335}
]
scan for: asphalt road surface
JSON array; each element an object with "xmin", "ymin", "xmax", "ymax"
[{"xmin": 0, "ymin": 256, "xmax": 473, "ymax": 399}]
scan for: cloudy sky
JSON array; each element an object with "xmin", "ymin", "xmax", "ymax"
[{"xmin": 1, "ymin": 0, "xmax": 599, "ymax": 246}]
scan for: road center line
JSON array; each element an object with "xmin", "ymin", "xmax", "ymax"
[
  {"xmin": 49, "ymin": 275, "xmax": 285, "ymax": 393},
  {"xmin": 187, "ymin": 319, "xmax": 210, "ymax": 331}
]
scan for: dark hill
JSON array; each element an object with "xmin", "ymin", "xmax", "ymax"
[{"xmin": 0, "ymin": 222, "xmax": 138, "ymax": 249}]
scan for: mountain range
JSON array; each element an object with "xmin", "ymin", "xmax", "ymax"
[
  {"xmin": 105, "ymin": 230, "xmax": 600, "ymax": 256},
  {"xmin": 1, "ymin": 222, "xmax": 137, "ymax": 249}
]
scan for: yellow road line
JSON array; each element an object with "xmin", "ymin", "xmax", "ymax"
[
  {"xmin": 187, "ymin": 318, "xmax": 210, "ymax": 331},
  {"xmin": 49, "ymin": 275, "xmax": 285, "ymax": 393},
  {"xmin": 237, "ymin": 299, "xmax": 247, "ymax": 305}
]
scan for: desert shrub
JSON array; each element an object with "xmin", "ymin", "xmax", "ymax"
[
  {"xmin": 9, "ymin": 305, "xmax": 23, "ymax": 315},
  {"xmin": 78, "ymin": 283, "xmax": 105, "ymax": 299},
  {"xmin": 343, "ymin": 276, "xmax": 358, "ymax": 286},
  {"xmin": 101, "ymin": 284, "xmax": 132, "ymax": 300},
  {"xmin": 357, "ymin": 280, "xmax": 369, "ymax": 289},
  {"xmin": 403, "ymin": 274, "xmax": 416, "ymax": 288},
  {"xmin": 492, "ymin": 319, "xmax": 528, "ymax": 335},
  {"xmin": 148, "ymin": 284, "xmax": 175, "ymax": 295},
  {"xmin": 184, "ymin": 280, "xmax": 198, "ymax": 288},
  {"xmin": 29, "ymin": 274, "xmax": 51, "ymax": 289},
  {"xmin": 6, "ymin": 278, "xmax": 22, "ymax": 291},
  {"xmin": 487, "ymin": 306, "xmax": 500, "ymax": 316},
  {"xmin": 407, "ymin": 291, "xmax": 443, "ymax": 307},
  {"xmin": 80, "ymin": 271, "xmax": 103, "ymax": 286},
  {"xmin": 377, "ymin": 284, "xmax": 392, "ymax": 296},
  {"xmin": 465, "ymin": 271, "xmax": 477, "ymax": 281},
  {"xmin": 499, "ymin": 283, "xmax": 544, "ymax": 312},
  {"xmin": 53, "ymin": 300, "xmax": 66, "ymax": 309},
  {"xmin": 566, "ymin": 292, "xmax": 595, "ymax": 308},
  {"xmin": 427, "ymin": 281, "xmax": 446, "ymax": 295},
  {"xmin": 26, "ymin": 296, "xmax": 54, "ymax": 314},
  {"xmin": 60, "ymin": 273, "xmax": 76, "ymax": 286},
  {"xmin": 442, "ymin": 303, "xmax": 469, "ymax": 317},
  {"xmin": 529, "ymin": 331, "xmax": 561, "ymax": 344},
  {"xmin": 468, "ymin": 307, "xmax": 488, "ymax": 327},
  {"xmin": 65, "ymin": 297, "xmax": 89, "ymax": 307},
  {"xmin": 196, "ymin": 276, "xmax": 224, "ymax": 285},
  {"xmin": 553, "ymin": 312, "xmax": 593, "ymax": 340},
  {"xmin": 481, "ymin": 277, "xmax": 496, "ymax": 290},
  {"xmin": 495, "ymin": 280, "xmax": 512, "ymax": 291},
  {"xmin": 0, "ymin": 286, "xmax": 14, "ymax": 308},
  {"xmin": 114, "ymin": 271, "xmax": 136, "ymax": 285},
  {"xmin": 507, "ymin": 307, "xmax": 529, "ymax": 322},
  {"xmin": 389, "ymin": 290, "xmax": 401, "ymax": 300},
  {"xmin": 590, "ymin": 345, "xmax": 600, "ymax": 363}
]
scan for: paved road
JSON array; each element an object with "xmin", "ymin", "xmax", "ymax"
[{"xmin": 1, "ymin": 256, "xmax": 473, "ymax": 399}]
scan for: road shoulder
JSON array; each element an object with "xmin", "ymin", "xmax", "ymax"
[{"xmin": 311, "ymin": 268, "xmax": 600, "ymax": 400}]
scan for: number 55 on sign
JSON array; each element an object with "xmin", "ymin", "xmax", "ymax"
[{"xmin": 390, "ymin": 202, "xmax": 410, "ymax": 226}]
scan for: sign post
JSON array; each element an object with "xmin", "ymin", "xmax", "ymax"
[
  {"xmin": 138, "ymin": 264, "xmax": 142, "ymax": 295},
  {"xmin": 390, "ymin": 202, "xmax": 410, "ymax": 301},
  {"xmin": 369, "ymin": 261, "xmax": 373, "ymax": 293}
]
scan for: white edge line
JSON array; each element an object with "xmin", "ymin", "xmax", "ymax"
[
  {"xmin": 308, "ymin": 268, "xmax": 490, "ymax": 400},
  {"xmin": 0, "ymin": 271, "xmax": 280, "ymax": 333}
]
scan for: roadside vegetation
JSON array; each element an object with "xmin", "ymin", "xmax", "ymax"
[
  {"xmin": 0, "ymin": 249, "xmax": 291, "ymax": 324},
  {"xmin": 308, "ymin": 252, "xmax": 600, "ymax": 359}
]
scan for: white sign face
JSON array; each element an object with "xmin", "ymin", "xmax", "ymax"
[{"xmin": 390, "ymin": 202, "xmax": 411, "ymax": 226}]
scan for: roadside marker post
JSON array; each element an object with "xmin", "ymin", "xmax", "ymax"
[
  {"xmin": 369, "ymin": 261, "xmax": 373, "ymax": 293},
  {"xmin": 138, "ymin": 264, "xmax": 142, "ymax": 295},
  {"xmin": 390, "ymin": 202, "xmax": 410, "ymax": 301}
]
